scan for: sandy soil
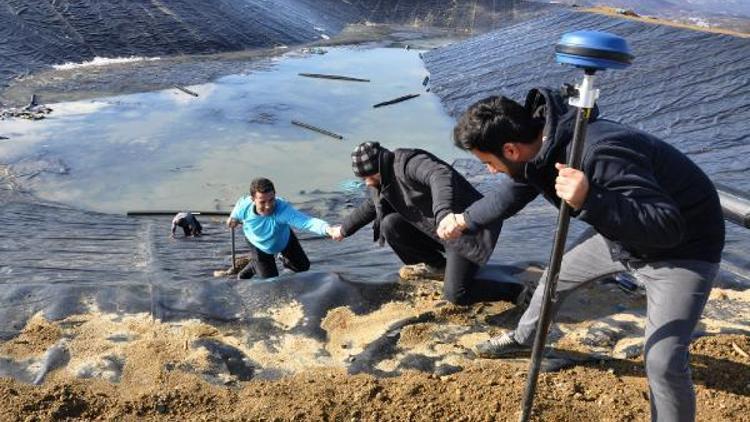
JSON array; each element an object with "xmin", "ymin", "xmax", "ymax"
[
  {"xmin": 1, "ymin": 276, "xmax": 748, "ymax": 421},
  {"xmin": 1, "ymin": 335, "xmax": 748, "ymax": 421}
]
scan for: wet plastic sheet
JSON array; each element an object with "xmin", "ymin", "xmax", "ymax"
[{"xmin": 0, "ymin": 196, "xmax": 417, "ymax": 340}]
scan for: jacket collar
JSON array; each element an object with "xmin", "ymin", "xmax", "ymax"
[
  {"xmin": 378, "ymin": 148, "xmax": 395, "ymax": 195},
  {"xmin": 523, "ymin": 86, "xmax": 600, "ymax": 174}
]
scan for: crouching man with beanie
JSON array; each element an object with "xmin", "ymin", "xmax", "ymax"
[
  {"xmin": 227, "ymin": 177, "xmax": 339, "ymax": 279},
  {"xmin": 328, "ymin": 142, "xmax": 521, "ymax": 305}
]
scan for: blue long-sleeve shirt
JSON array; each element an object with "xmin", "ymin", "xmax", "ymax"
[{"xmin": 230, "ymin": 196, "xmax": 330, "ymax": 254}]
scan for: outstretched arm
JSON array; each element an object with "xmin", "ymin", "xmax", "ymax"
[
  {"xmin": 438, "ymin": 177, "xmax": 538, "ymax": 240},
  {"xmin": 340, "ymin": 195, "xmax": 377, "ymax": 238},
  {"xmin": 279, "ymin": 203, "xmax": 331, "ymax": 236},
  {"xmin": 402, "ymin": 152, "xmax": 456, "ymax": 223},
  {"xmin": 463, "ymin": 177, "xmax": 538, "ymax": 230}
]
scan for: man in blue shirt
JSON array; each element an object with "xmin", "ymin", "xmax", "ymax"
[{"xmin": 227, "ymin": 177, "xmax": 338, "ymax": 279}]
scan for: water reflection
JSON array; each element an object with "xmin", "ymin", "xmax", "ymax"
[{"xmin": 0, "ymin": 47, "xmax": 457, "ymax": 214}]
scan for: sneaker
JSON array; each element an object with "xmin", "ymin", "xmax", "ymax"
[
  {"xmin": 399, "ymin": 263, "xmax": 445, "ymax": 281},
  {"xmin": 475, "ymin": 332, "xmax": 530, "ymax": 359}
]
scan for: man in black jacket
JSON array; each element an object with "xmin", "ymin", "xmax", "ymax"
[
  {"xmin": 329, "ymin": 141, "xmax": 520, "ymax": 305},
  {"xmin": 439, "ymin": 89, "xmax": 725, "ymax": 422}
]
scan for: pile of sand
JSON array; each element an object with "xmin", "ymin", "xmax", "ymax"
[
  {"xmin": 1, "ymin": 275, "xmax": 748, "ymax": 420},
  {"xmin": 1, "ymin": 334, "xmax": 748, "ymax": 420}
]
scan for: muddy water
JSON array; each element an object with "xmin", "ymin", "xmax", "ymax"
[{"xmin": 0, "ymin": 47, "xmax": 455, "ymax": 214}]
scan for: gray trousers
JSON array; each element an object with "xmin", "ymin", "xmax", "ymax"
[{"xmin": 515, "ymin": 229, "xmax": 717, "ymax": 422}]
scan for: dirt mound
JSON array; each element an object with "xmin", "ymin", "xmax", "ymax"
[
  {"xmin": 1, "ymin": 272, "xmax": 749, "ymax": 420},
  {"xmin": 1, "ymin": 334, "xmax": 748, "ymax": 421}
]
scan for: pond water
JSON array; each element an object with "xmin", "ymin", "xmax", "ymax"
[
  {"xmin": 0, "ymin": 47, "xmax": 457, "ymax": 214},
  {"xmin": 1, "ymin": 43, "xmax": 747, "ymax": 282}
]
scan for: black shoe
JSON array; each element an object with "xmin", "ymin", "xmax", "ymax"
[
  {"xmin": 475, "ymin": 332, "xmax": 530, "ymax": 359},
  {"xmin": 280, "ymin": 256, "xmax": 294, "ymax": 271},
  {"xmin": 237, "ymin": 261, "xmax": 255, "ymax": 280}
]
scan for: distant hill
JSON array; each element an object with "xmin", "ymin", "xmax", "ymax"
[
  {"xmin": 532, "ymin": 0, "xmax": 750, "ymax": 17},
  {"xmin": 529, "ymin": 0, "xmax": 750, "ymax": 32}
]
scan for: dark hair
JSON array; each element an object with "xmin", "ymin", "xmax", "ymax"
[
  {"xmin": 249, "ymin": 177, "xmax": 275, "ymax": 197},
  {"xmin": 453, "ymin": 96, "xmax": 542, "ymax": 157}
]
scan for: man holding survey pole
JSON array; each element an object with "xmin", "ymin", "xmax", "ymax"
[{"xmin": 438, "ymin": 88, "xmax": 725, "ymax": 421}]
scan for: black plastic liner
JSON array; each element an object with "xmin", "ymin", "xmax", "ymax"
[
  {"xmin": 422, "ymin": 7, "xmax": 750, "ymax": 291},
  {"xmin": 423, "ymin": 8, "xmax": 750, "ymax": 191},
  {"xmin": 0, "ymin": 195, "xmax": 417, "ymax": 339}
]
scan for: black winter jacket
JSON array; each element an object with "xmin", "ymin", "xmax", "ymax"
[
  {"xmin": 341, "ymin": 148, "xmax": 502, "ymax": 265},
  {"xmin": 464, "ymin": 88, "xmax": 725, "ymax": 263}
]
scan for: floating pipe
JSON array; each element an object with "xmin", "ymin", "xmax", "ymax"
[
  {"xmin": 373, "ymin": 94, "xmax": 420, "ymax": 108},
  {"xmin": 298, "ymin": 73, "xmax": 370, "ymax": 83},
  {"xmin": 127, "ymin": 210, "xmax": 230, "ymax": 216},
  {"xmin": 174, "ymin": 85, "xmax": 199, "ymax": 97}
]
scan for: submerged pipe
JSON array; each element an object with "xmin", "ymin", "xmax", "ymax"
[
  {"xmin": 291, "ymin": 120, "xmax": 344, "ymax": 140},
  {"xmin": 174, "ymin": 85, "xmax": 199, "ymax": 97},
  {"xmin": 717, "ymin": 183, "xmax": 750, "ymax": 229}
]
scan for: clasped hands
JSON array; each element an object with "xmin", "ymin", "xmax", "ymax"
[
  {"xmin": 436, "ymin": 163, "xmax": 588, "ymax": 240},
  {"xmin": 437, "ymin": 212, "xmax": 467, "ymax": 240},
  {"xmin": 326, "ymin": 225, "xmax": 344, "ymax": 241}
]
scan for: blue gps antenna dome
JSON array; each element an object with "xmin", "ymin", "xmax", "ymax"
[{"xmin": 555, "ymin": 30, "xmax": 633, "ymax": 70}]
